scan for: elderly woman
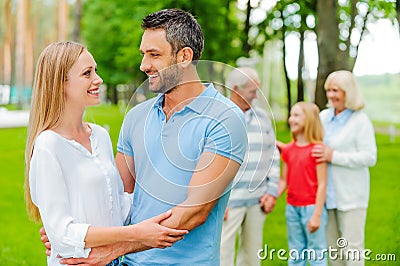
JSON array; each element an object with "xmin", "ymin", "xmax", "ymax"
[{"xmin": 312, "ymin": 70, "xmax": 377, "ymax": 266}]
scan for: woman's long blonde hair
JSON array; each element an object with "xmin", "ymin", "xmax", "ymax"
[
  {"xmin": 25, "ymin": 41, "xmax": 85, "ymax": 222},
  {"xmin": 291, "ymin": 101, "xmax": 324, "ymax": 144}
]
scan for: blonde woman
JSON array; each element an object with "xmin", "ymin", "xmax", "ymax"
[
  {"xmin": 278, "ymin": 102, "xmax": 328, "ymax": 266},
  {"xmin": 312, "ymin": 70, "xmax": 377, "ymax": 266},
  {"xmin": 25, "ymin": 41, "xmax": 187, "ymax": 266}
]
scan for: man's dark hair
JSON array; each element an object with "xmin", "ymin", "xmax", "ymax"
[{"xmin": 142, "ymin": 8, "xmax": 204, "ymax": 62}]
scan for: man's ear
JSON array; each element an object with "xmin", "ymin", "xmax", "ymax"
[
  {"xmin": 231, "ymin": 85, "xmax": 239, "ymax": 92},
  {"xmin": 177, "ymin": 47, "xmax": 193, "ymax": 67}
]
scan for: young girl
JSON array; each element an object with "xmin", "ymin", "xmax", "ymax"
[
  {"xmin": 278, "ymin": 102, "xmax": 327, "ymax": 265},
  {"xmin": 25, "ymin": 41, "xmax": 187, "ymax": 266}
]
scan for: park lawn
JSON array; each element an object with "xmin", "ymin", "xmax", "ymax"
[{"xmin": 0, "ymin": 104, "xmax": 398, "ymax": 265}]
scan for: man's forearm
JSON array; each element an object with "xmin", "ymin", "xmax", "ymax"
[
  {"xmin": 116, "ymin": 241, "xmax": 151, "ymax": 255},
  {"xmin": 160, "ymin": 203, "xmax": 215, "ymax": 230},
  {"xmin": 59, "ymin": 241, "xmax": 151, "ymax": 265}
]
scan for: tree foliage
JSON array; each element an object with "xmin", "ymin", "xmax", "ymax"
[
  {"xmin": 81, "ymin": 0, "xmax": 247, "ymax": 102},
  {"xmin": 244, "ymin": 0, "xmax": 397, "ymax": 112}
]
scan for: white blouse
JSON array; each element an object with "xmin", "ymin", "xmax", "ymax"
[{"xmin": 29, "ymin": 123, "xmax": 132, "ymax": 265}]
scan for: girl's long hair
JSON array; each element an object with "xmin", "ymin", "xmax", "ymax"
[
  {"xmin": 25, "ymin": 41, "xmax": 85, "ymax": 222},
  {"xmin": 291, "ymin": 101, "xmax": 324, "ymax": 144}
]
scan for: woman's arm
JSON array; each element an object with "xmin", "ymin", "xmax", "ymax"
[
  {"xmin": 84, "ymin": 210, "xmax": 187, "ymax": 248},
  {"xmin": 331, "ymin": 117, "xmax": 377, "ymax": 168},
  {"xmin": 33, "ymin": 148, "xmax": 187, "ymax": 259},
  {"xmin": 307, "ymin": 162, "xmax": 327, "ymax": 233}
]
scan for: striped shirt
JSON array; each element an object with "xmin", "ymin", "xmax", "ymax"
[{"xmin": 228, "ymin": 106, "xmax": 280, "ymax": 208}]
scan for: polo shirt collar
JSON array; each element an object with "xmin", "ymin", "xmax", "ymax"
[{"xmin": 152, "ymin": 83, "xmax": 218, "ymax": 114}]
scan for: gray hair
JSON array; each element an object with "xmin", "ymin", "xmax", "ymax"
[
  {"xmin": 324, "ymin": 70, "xmax": 365, "ymax": 110},
  {"xmin": 225, "ymin": 66, "xmax": 260, "ymax": 89}
]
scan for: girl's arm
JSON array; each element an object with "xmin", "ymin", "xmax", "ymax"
[
  {"xmin": 307, "ymin": 162, "xmax": 327, "ymax": 233},
  {"xmin": 277, "ymin": 162, "xmax": 288, "ymax": 197}
]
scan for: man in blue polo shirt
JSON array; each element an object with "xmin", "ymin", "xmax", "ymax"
[
  {"xmin": 58, "ymin": 8, "xmax": 247, "ymax": 266},
  {"xmin": 115, "ymin": 8, "xmax": 247, "ymax": 265}
]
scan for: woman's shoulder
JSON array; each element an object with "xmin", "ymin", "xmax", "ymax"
[
  {"xmin": 88, "ymin": 123, "xmax": 112, "ymax": 143},
  {"xmin": 319, "ymin": 108, "xmax": 332, "ymax": 119},
  {"xmin": 88, "ymin": 123, "xmax": 108, "ymax": 134},
  {"xmin": 34, "ymin": 130, "xmax": 63, "ymax": 150},
  {"xmin": 348, "ymin": 110, "xmax": 372, "ymax": 125}
]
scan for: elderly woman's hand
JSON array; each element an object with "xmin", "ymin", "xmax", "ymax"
[{"xmin": 311, "ymin": 144, "xmax": 333, "ymax": 163}]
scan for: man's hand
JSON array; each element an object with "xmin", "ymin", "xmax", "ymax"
[
  {"xmin": 133, "ymin": 210, "xmax": 188, "ymax": 248},
  {"xmin": 59, "ymin": 244, "xmax": 119, "ymax": 266},
  {"xmin": 40, "ymin": 227, "xmax": 51, "ymax": 256},
  {"xmin": 259, "ymin": 194, "xmax": 276, "ymax": 214}
]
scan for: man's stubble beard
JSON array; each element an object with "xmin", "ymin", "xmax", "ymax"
[{"xmin": 155, "ymin": 57, "xmax": 184, "ymax": 94}]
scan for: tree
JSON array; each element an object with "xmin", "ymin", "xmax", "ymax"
[
  {"xmin": 251, "ymin": 0, "xmax": 397, "ymax": 113},
  {"xmin": 2, "ymin": 0, "xmax": 12, "ymax": 86},
  {"xmin": 72, "ymin": 0, "xmax": 82, "ymax": 42},
  {"xmin": 15, "ymin": 0, "xmax": 28, "ymax": 108},
  {"xmin": 397, "ymin": 1, "xmax": 400, "ymax": 35},
  {"xmin": 255, "ymin": 0, "xmax": 317, "ymax": 116},
  {"xmin": 81, "ymin": 0, "xmax": 247, "ymax": 103},
  {"xmin": 57, "ymin": 0, "xmax": 69, "ymax": 41},
  {"xmin": 315, "ymin": 0, "xmax": 337, "ymax": 109},
  {"xmin": 315, "ymin": 0, "xmax": 397, "ymax": 109}
]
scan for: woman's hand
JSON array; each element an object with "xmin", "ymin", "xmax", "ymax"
[
  {"xmin": 133, "ymin": 210, "xmax": 188, "ymax": 248},
  {"xmin": 311, "ymin": 144, "xmax": 333, "ymax": 163},
  {"xmin": 39, "ymin": 227, "xmax": 51, "ymax": 256}
]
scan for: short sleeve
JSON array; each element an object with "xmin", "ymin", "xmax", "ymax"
[
  {"xmin": 117, "ymin": 113, "xmax": 134, "ymax": 157},
  {"xmin": 281, "ymin": 144, "xmax": 289, "ymax": 163},
  {"xmin": 203, "ymin": 106, "xmax": 247, "ymax": 165}
]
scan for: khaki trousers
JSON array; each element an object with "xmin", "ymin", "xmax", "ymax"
[
  {"xmin": 220, "ymin": 205, "xmax": 266, "ymax": 266},
  {"xmin": 326, "ymin": 209, "xmax": 367, "ymax": 266}
]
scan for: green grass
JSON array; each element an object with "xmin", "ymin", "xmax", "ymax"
[{"xmin": 0, "ymin": 105, "xmax": 398, "ymax": 265}]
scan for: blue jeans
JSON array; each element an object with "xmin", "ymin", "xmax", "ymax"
[
  {"xmin": 286, "ymin": 204, "xmax": 328, "ymax": 266},
  {"xmin": 106, "ymin": 257, "xmax": 122, "ymax": 266}
]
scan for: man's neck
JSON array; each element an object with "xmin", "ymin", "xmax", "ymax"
[{"xmin": 163, "ymin": 81, "xmax": 206, "ymax": 121}]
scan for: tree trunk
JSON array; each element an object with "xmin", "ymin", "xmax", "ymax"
[
  {"xmin": 58, "ymin": 0, "xmax": 69, "ymax": 40},
  {"xmin": 282, "ymin": 31, "xmax": 291, "ymax": 119},
  {"xmin": 397, "ymin": 2, "xmax": 400, "ymax": 36},
  {"xmin": 25, "ymin": 0, "xmax": 34, "ymax": 94},
  {"xmin": 72, "ymin": 0, "xmax": 82, "ymax": 42},
  {"xmin": 243, "ymin": 0, "xmax": 251, "ymax": 55},
  {"xmin": 315, "ymin": 0, "xmax": 338, "ymax": 110},
  {"xmin": 297, "ymin": 30, "xmax": 305, "ymax": 102},
  {"xmin": 15, "ymin": 0, "xmax": 27, "ymax": 108},
  {"xmin": 3, "ymin": 0, "xmax": 12, "ymax": 86}
]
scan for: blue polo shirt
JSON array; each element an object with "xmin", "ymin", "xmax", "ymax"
[{"xmin": 117, "ymin": 83, "xmax": 247, "ymax": 265}]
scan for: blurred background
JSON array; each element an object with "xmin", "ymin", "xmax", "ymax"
[{"xmin": 0, "ymin": 0, "xmax": 399, "ymax": 123}]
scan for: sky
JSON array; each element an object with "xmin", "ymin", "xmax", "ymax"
[
  {"xmin": 354, "ymin": 19, "xmax": 400, "ymax": 76},
  {"xmin": 285, "ymin": 19, "xmax": 400, "ymax": 79}
]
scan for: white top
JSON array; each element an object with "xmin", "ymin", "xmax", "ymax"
[
  {"xmin": 320, "ymin": 109, "xmax": 377, "ymax": 211},
  {"xmin": 29, "ymin": 123, "xmax": 132, "ymax": 265}
]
